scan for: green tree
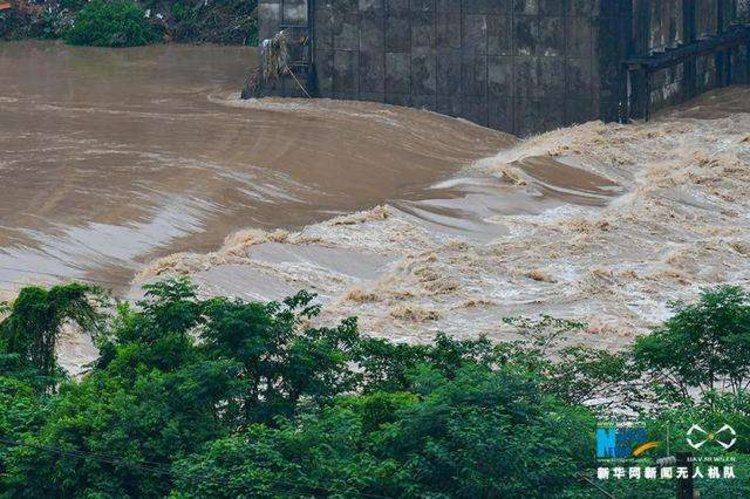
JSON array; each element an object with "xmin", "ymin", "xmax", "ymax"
[
  {"xmin": 199, "ymin": 289, "xmax": 359, "ymax": 425},
  {"xmin": 381, "ymin": 365, "xmax": 595, "ymax": 498},
  {"xmin": 634, "ymin": 285, "xmax": 750, "ymax": 398},
  {"xmin": 353, "ymin": 332, "xmax": 498, "ymax": 393},
  {"xmin": 0, "ymin": 364, "xmax": 238, "ymax": 497},
  {"xmin": 0, "ymin": 283, "xmax": 100, "ymax": 389},
  {"xmin": 172, "ymin": 365, "xmax": 595, "ymax": 499},
  {"xmin": 0, "ymin": 279, "xmax": 364, "ymax": 496},
  {"xmin": 2, "ymin": 280, "xmax": 749, "ymax": 498},
  {"xmin": 64, "ymin": 0, "xmax": 157, "ymax": 47},
  {"xmin": 497, "ymin": 316, "xmax": 636, "ymax": 408}
]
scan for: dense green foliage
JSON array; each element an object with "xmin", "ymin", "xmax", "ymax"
[
  {"xmin": 64, "ymin": 0, "xmax": 157, "ymax": 47},
  {"xmin": 0, "ymin": 281, "xmax": 748, "ymax": 497},
  {"xmin": 634, "ymin": 286, "xmax": 750, "ymax": 397},
  {"xmin": 1, "ymin": 0, "xmax": 259, "ymax": 45},
  {"xmin": 0, "ymin": 283, "xmax": 100, "ymax": 390},
  {"xmin": 0, "ymin": 3, "xmax": 67, "ymax": 41},
  {"xmin": 169, "ymin": 0, "xmax": 258, "ymax": 45}
]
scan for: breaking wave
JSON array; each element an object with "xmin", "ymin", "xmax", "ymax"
[{"xmin": 137, "ymin": 87, "xmax": 750, "ymax": 352}]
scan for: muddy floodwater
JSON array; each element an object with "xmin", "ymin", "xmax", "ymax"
[
  {"xmin": 2, "ymin": 41, "xmax": 749, "ymax": 373},
  {"xmin": 0, "ymin": 41, "xmax": 513, "ymax": 292},
  {"xmin": 138, "ymin": 88, "xmax": 749, "ymax": 354}
]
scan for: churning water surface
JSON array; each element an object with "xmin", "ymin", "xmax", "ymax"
[{"xmin": 2, "ymin": 41, "xmax": 749, "ymax": 373}]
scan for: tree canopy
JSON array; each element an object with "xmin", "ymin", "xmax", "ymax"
[{"xmin": 0, "ymin": 280, "xmax": 748, "ymax": 498}]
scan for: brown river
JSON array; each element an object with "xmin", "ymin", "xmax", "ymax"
[
  {"xmin": 1, "ymin": 41, "xmax": 749, "ymax": 372},
  {"xmin": 0, "ymin": 41, "xmax": 512, "ymax": 292}
]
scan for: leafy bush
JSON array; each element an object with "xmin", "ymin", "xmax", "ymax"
[
  {"xmin": 173, "ymin": 366, "xmax": 594, "ymax": 498},
  {"xmin": 635, "ymin": 285, "xmax": 750, "ymax": 398},
  {"xmin": 0, "ymin": 283, "xmax": 100, "ymax": 390},
  {"xmin": 169, "ymin": 0, "xmax": 257, "ymax": 44},
  {"xmin": 59, "ymin": 0, "xmax": 87, "ymax": 11},
  {"xmin": 64, "ymin": 0, "xmax": 157, "ymax": 47}
]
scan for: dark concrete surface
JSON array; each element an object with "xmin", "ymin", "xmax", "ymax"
[{"xmin": 257, "ymin": 0, "xmax": 749, "ymax": 135}]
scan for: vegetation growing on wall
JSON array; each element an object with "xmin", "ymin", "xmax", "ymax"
[{"xmin": 0, "ymin": 280, "xmax": 748, "ymax": 497}]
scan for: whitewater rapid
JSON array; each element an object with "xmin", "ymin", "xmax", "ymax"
[
  {"xmin": 2, "ymin": 42, "xmax": 748, "ymax": 373},
  {"xmin": 137, "ymin": 87, "xmax": 750, "ymax": 359}
]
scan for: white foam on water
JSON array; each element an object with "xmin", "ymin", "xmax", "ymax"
[
  {"xmin": 136, "ymin": 89, "xmax": 750, "ymax": 364},
  {"xmin": 2, "ymin": 42, "xmax": 747, "ymax": 372}
]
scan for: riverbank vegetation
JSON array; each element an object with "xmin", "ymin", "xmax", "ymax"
[
  {"xmin": 0, "ymin": 280, "xmax": 749, "ymax": 497},
  {"xmin": 64, "ymin": 0, "xmax": 157, "ymax": 47},
  {"xmin": 0, "ymin": 0, "xmax": 258, "ymax": 46}
]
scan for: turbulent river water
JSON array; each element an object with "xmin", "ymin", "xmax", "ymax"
[
  {"xmin": 1, "ymin": 41, "xmax": 749, "ymax": 372},
  {"xmin": 0, "ymin": 41, "xmax": 511, "ymax": 292}
]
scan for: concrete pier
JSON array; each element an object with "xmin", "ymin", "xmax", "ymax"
[{"xmin": 255, "ymin": 0, "xmax": 749, "ymax": 135}]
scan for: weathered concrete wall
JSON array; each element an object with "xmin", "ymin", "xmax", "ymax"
[
  {"xmin": 259, "ymin": 0, "xmax": 307, "ymax": 39},
  {"xmin": 312, "ymin": 1, "xmax": 613, "ymax": 136},
  {"xmin": 630, "ymin": 0, "xmax": 749, "ymax": 112},
  {"xmin": 256, "ymin": 1, "xmax": 748, "ymax": 134},
  {"xmin": 257, "ymin": 0, "xmax": 314, "ymax": 97}
]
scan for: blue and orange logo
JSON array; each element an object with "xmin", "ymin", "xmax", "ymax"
[{"xmin": 596, "ymin": 426, "xmax": 659, "ymax": 459}]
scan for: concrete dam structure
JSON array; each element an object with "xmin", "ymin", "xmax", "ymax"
[{"xmin": 253, "ymin": 0, "xmax": 750, "ymax": 135}]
